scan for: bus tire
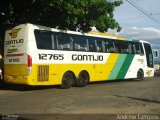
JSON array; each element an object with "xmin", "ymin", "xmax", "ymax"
[
  {"xmin": 75, "ymin": 71, "xmax": 89, "ymax": 87},
  {"xmin": 137, "ymin": 70, "xmax": 144, "ymax": 80},
  {"xmin": 61, "ymin": 72, "xmax": 74, "ymax": 89}
]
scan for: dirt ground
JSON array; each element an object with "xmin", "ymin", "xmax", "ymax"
[{"xmin": 0, "ymin": 77, "xmax": 160, "ymax": 119}]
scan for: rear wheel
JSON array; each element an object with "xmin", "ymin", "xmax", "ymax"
[
  {"xmin": 137, "ymin": 70, "xmax": 144, "ymax": 80},
  {"xmin": 75, "ymin": 71, "xmax": 89, "ymax": 87},
  {"xmin": 61, "ymin": 72, "xmax": 74, "ymax": 89}
]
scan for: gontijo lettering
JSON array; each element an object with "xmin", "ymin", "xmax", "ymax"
[
  {"xmin": 6, "ymin": 39, "xmax": 24, "ymax": 45},
  {"xmin": 72, "ymin": 54, "xmax": 103, "ymax": 61}
]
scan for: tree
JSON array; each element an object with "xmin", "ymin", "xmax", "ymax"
[
  {"xmin": 0, "ymin": 0, "xmax": 122, "ymax": 55},
  {"xmin": 0, "ymin": 0, "xmax": 122, "ymax": 31}
]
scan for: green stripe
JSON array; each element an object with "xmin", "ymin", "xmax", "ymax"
[
  {"xmin": 116, "ymin": 54, "xmax": 135, "ymax": 79},
  {"xmin": 108, "ymin": 54, "xmax": 127, "ymax": 80}
]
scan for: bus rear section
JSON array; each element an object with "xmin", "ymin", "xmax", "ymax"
[{"xmin": 4, "ymin": 24, "xmax": 33, "ymax": 85}]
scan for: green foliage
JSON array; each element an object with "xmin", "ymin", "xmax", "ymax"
[
  {"xmin": 0, "ymin": 0, "xmax": 122, "ymax": 32},
  {"xmin": 0, "ymin": 0, "xmax": 123, "ymax": 56}
]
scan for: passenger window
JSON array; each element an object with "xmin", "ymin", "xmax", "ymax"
[
  {"xmin": 73, "ymin": 35, "xmax": 88, "ymax": 51},
  {"xmin": 114, "ymin": 41, "xmax": 121, "ymax": 53},
  {"xmin": 120, "ymin": 41, "xmax": 132, "ymax": 54},
  {"xmin": 133, "ymin": 42, "xmax": 144, "ymax": 54},
  {"xmin": 105, "ymin": 40, "xmax": 115, "ymax": 53},
  {"xmin": 89, "ymin": 38, "xmax": 96, "ymax": 52},
  {"xmin": 34, "ymin": 30, "xmax": 53, "ymax": 50},
  {"xmin": 96, "ymin": 39, "xmax": 103, "ymax": 52},
  {"xmin": 56, "ymin": 33, "xmax": 71, "ymax": 50}
]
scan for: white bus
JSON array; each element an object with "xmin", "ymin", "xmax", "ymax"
[{"xmin": 4, "ymin": 23, "xmax": 159, "ymax": 88}]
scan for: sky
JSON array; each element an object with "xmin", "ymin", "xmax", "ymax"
[{"xmin": 108, "ymin": 0, "xmax": 160, "ymax": 57}]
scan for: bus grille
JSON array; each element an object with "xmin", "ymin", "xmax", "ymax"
[{"xmin": 37, "ymin": 65, "xmax": 49, "ymax": 82}]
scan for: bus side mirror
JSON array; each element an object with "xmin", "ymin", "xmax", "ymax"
[{"xmin": 153, "ymin": 49, "xmax": 159, "ymax": 58}]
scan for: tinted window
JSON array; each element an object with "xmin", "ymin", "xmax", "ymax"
[
  {"xmin": 56, "ymin": 33, "xmax": 71, "ymax": 50},
  {"xmin": 96, "ymin": 39, "xmax": 103, "ymax": 52},
  {"xmin": 105, "ymin": 40, "xmax": 115, "ymax": 53},
  {"xmin": 114, "ymin": 41, "xmax": 132, "ymax": 54},
  {"xmin": 121, "ymin": 42, "xmax": 132, "ymax": 54},
  {"xmin": 34, "ymin": 30, "xmax": 54, "ymax": 50},
  {"xmin": 89, "ymin": 38, "xmax": 96, "ymax": 52},
  {"xmin": 72, "ymin": 35, "xmax": 88, "ymax": 51},
  {"xmin": 114, "ymin": 41, "xmax": 121, "ymax": 53},
  {"xmin": 132, "ymin": 42, "xmax": 144, "ymax": 54}
]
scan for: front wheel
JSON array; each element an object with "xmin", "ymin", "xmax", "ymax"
[
  {"xmin": 137, "ymin": 70, "xmax": 144, "ymax": 80},
  {"xmin": 61, "ymin": 72, "xmax": 74, "ymax": 89}
]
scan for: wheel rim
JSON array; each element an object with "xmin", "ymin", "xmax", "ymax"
[{"xmin": 62, "ymin": 73, "xmax": 73, "ymax": 88}]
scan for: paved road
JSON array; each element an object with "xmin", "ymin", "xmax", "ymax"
[{"xmin": 0, "ymin": 77, "xmax": 160, "ymax": 119}]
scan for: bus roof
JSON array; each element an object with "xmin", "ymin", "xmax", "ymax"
[
  {"xmin": 7, "ymin": 23, "xmax": 145, "ymax": 42},
  {"xmin": 29, "ymin": 23, "xmax": 126, "ymax": 40}
]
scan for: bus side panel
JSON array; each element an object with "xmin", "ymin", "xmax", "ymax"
[
  {"xmin": 104, "ymin": 53, "xmax": 119, "ymax": 80},
  {"xmin": 49, "ymin": 64, "xmax": 60, "ymax": 85},
  {"xmin": 124, "ymin": 55, "xmax": 144, "ymax": 79},
  {"xmin": 107, "ymin": 54, "xmax": 126, "ymax": 80},
  {"xmin": 116, "ymin": 54, "xmax": 135, "ymax": 79},
  {"xmin": 30, "ymin": 64, "xmax": 60, "ymax": 86}
]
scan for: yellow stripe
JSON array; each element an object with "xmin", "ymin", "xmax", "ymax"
[
  {"xmin": 87, "ymin": 32, "xmax": 125, "ymax": 40},
  {"xmin": 104, "ymin": 53, "xmax": 119, "ymax": 80},
  {"xmin": 117, "ymin": 37, "xmax": 125, "ymax": 40}
]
